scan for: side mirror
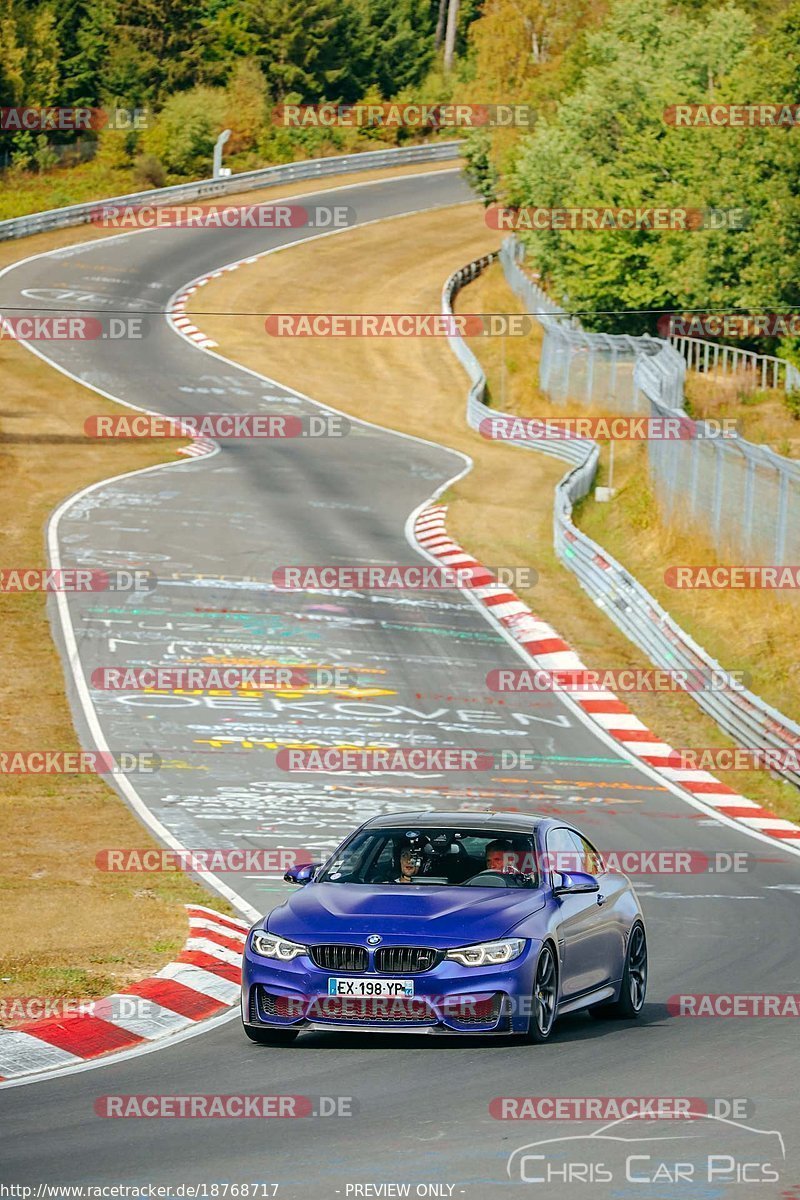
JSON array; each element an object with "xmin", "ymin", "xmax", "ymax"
[
  {"xmin": 553, "ymin": 870, "xmax": 600, "ymax": 895},
  {"xmin": 284, "ymin": 862, "xmax": 321, "ymax": 885}
]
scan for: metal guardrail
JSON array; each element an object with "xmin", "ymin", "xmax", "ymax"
[
  {"xmin": 0, "ymin": 141, "xmax": 463, "ymax": 242},
  {"xmin": 442, "ymin": 252, "xmax": 800, "ymax": 790},
  {"xmin": 442, "ymin": 253, "xmax": 594, "ymax": 472},
  {"xmin": 671, "ymin": 334, "xmax": 800, "ymax": 394},
  {"xmin": 500, "ymin": 238, "xmax": 800, "ymax": 564}
]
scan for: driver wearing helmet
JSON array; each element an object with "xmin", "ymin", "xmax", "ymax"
[{"xmin": 390, "ymin": 837, "xmax": 432, "ymax": 883}]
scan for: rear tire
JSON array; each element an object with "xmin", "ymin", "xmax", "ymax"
[
  {"xmin": 243, "ymin": 1023, "xmax": 299, "ymax": 1045},
  {"xmin": 523, "ymin": 943, "xmax": 558, "ymax": 1043},
  {"xmin": 591, "ymin": 922, "xmax": 647, "ymax": 1019}
]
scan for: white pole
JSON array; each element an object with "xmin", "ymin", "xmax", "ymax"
[{"xmin": 213, "ymin": 129, "xmax": 232, "ymax": 178}]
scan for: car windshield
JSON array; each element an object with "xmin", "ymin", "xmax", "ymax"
[{"xmin": 317, "ymin": 826, "xmax": 539, "ymax": 888}]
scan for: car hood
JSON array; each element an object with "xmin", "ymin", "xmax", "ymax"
[{"xmin": 266, "ymin": 882, "xmax": 546, "ymax": 946}]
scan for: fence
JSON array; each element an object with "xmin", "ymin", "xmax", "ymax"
[
  {"xmin": 0, "ymin": 141, "xmax": 463, "ymax": 242},
  {"xmin": 671, "ymin": 334, "xmax": 800, "ymax": 394},
  {"xmin": 442, "ymin": 251, "xmax": 800, "ymax": 791},
  {"xmin": 499, "ymin": 238, "xmax": 800, "ymax": 564},
  {"xmin": 0, "ymin": 137, "xmax": 98, "ymax": 175}
]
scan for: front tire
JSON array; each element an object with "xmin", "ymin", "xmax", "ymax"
[
  {"xmin": 591, "ymin": 921, "xmax": 647, "ymax": 1019},
  {"xmin": 524, "ymin": 943, "xmax": 558, "ymax": 1043},
  {"xmin": 243, "ymin": 1023, "xmax": 299, "ymax": 1045}
]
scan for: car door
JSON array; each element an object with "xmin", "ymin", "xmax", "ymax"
[
  {"xmin": 547, "ymin": 827, "xmax": 612, "ymax": 998},
  {"xmin": 573, "ymin": 832, "xmax": 629, "ymax": 984}
]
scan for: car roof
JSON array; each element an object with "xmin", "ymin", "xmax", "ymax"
[{"xmin": 361, "ymin": 810, "xmax": 550, "ymax": 834}]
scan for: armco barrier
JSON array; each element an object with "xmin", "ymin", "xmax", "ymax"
[
  {"xmin": 442, "ymin": 252, "xmax": 800, "ymax": 791},
  {"xmin": 0, "ymin": 141, "xmax": 462, "ymax": 242}
]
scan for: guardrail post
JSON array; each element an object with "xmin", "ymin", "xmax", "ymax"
[
  {"xmin": 775, "ymin": 466, "xmax": 789, "ymax": 563},
  {"xmin": 711, "ymin": 439, "xmax": 725, "ymax": 547},
  {"xmin": 689, "ymin": 432, "xmax": 701, "ymax": 519},
  {"xmin": 742, "ymin": 454, "xmax": 756, "ymax": 556},
  {"xmin": 212, "ymin": 129, "xmax": 231, "ymax": 178}
]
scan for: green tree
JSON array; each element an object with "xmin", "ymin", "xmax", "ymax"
[
  {"xmin": 505, "ymin": 0, "xmax": 758, "ymax": 333},
  {"xmin": 22, "ymin": 5, "xmax": 61, "ymax": 105},
  {"xmin": 355, "ymin": 0, "xmax": 437, "ymax": 95},
  {"xmin": 0, "ymin": 1, "xmax": 25, "ymax": 108},
  {"xmin": 140, "ymin": 85, "xmax": 226, "ymax": 173},
  {"xmin": 115, "ymin": 0, "xmax": 207, "ymax": 102},
  {"xmin": 224, "ymin": 58, "xmax": 267, "ymax": 153},
  {"xmin": 244, "ymin": 0, "xmax": 365, "ymax": 102},
  {"xmin": 59, "ymin": 0, "xmax": 117, "ymax": 108}
]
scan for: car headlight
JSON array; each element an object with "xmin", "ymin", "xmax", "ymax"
[
  {"xmin": 445, "ymin": 939, "xmax": 525, "ymax": 967},
  {"xmin": 250, "ymin": 930, "xmax": 308, "ymax": 961}
]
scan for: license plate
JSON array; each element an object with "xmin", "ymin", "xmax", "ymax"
[{"xmin": 327, "ymin": 978, "xmax": 414, "ymax": 997}]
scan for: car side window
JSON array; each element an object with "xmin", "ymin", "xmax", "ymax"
[
  {"xmin": 545, "ymin": 827, "xmax": 583, "ymax": 877},
  {"xmin": 576, "ymin": 834, "xmax": 604, "ymax": 875}
]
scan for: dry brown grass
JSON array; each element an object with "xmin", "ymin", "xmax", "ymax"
[
  {"xmin": 0, "ymin": 316, "xmax": 229, "ymax": 1014},
  {"xmin": 684, "ymin": 371, "xmax": 800, "ymax": 459},
  {"xmin": 188, "ymin": 221, "xmax": 799, "ymax": 823}
]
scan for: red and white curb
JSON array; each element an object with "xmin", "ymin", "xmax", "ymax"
[
  {"xmin": 169, "ymin": 264, "xmax": 256, "ymax": 462},
  {"xmin": 414, "ymin": 505, "xmax": 800, "ymax": 846},
  {"xmin": 169, "ymin": 261, "xmax": 257, "ymax": 353},
  {"xmin": 0, "ymin": 906, "xmax": 249, "ymax": 1081},
  {"xmin": 177, "ymin": 437, "xmax": 217, "ymax": 459},
  {"xmin": 169, "ymin": 280, "xmax": 236, "ymax": 459}
]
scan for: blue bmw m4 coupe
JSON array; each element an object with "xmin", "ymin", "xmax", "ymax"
[{"xmin": 241, "ymin": 810, "xmax": 648, "ymax": 1043}]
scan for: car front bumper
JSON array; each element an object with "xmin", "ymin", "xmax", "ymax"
[{"xmin": 241, "ymin": 940, "xmax": 541, "ymax": 1035}]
